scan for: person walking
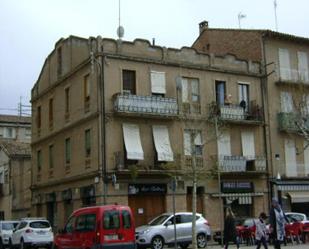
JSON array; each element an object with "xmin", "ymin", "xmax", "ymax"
[
  {"xmin": 224, "ymin": 207, "xmax": 240, "ymax": 249},
  {"xmin": 269, "ymin": 197, "xmax": 288, "ymax": 249},
  {"xmin": 255, "ymin": 212, "xmax": 268, "ymax": 249}
]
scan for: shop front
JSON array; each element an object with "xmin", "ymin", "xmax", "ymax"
[{"xmin": 128, "ymin": 183, "xmax": 167, "ymax": 226}]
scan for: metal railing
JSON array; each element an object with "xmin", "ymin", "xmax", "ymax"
[
  {"xmin": 277, "ymin": 67, "xmax": 309, "ymax": 84},
  {"xmin": 277, "ymin": 112, "xmax": 309, "ymax": 132},
  {"xmin": 209, "ymin": 102, "xmax": 263, "ymax": 122},
  {"xmin": 113, "ymin": 93, "xmax": 178, "ymax": 117},
  {"xmin": 218, "ymin": 155, "xmax": 266, "ymax": 172}
]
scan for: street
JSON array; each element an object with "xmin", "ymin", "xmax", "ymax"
[{"xmin": 203, "ymin": 242, "xmax": 309, "ymax": 249}]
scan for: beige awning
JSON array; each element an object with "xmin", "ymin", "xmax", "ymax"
[
  {"xmin": 152, "ymin": 125, "xmax": 174, "ymax": 161},
  {"xmin": 288, "ymin": 192, "xmax": 309, "ymax": 203},
  {"xmin": 122, "ymin": 123, "xmax": 144, "ymax": 160}
]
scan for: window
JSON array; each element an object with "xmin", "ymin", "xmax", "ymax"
[
  {"xmin": 5, "ymin": 127, "xmax": 14, "ymax": 138},
  {"xmin": 25, "ymin": 128, "xmax": 31, "ymax": 138},
  {"xmin": 84, "ymin": 74, "xmax": 91, "ymax": 112},
  {"xmin": 49, "ymin": 144, "xmax": 54, "ymax": 169},
  {"xmin": 122, "ymin": 210, "xmax": 132, "ymax": 229},
  {"xmin": 37, "ymin": 106, "xmax": 41, "ymax": 129},
  {"xmin": 49, "ymin": 98, "xmax": 53, "ymax": 127},
  {"xmin": 65, "ymin": 87, "xmax": 70, "ymax": 114},
  {"xmin": 103, "ymin": 210, "xmax": 120, "ymax": 229},
  {"xmin": 215, "ymin": 81, "xmax": 226, "ymax": 105},
  {"xmin": 76, "ymin": 214, "xmax": 96, "ymax": 232},
  {"xmin": 280, "ymin": 92, "xmax": 293, "ymax": 113},
  {"xmin": 298, "ymin": 51, "xmax": 309, "ymax": 82},
  {"xmin": 184, "ymin": 130, "xmax": 202, "ymax": 156},
  {"xmin": 37, "ymin": 150, "xmax": 42, "ymax": 172},
  {"xmin": 238, "ymin": 83, "xmax": 249, "ymax": 111},
  {"xmin": 181, "ymin": 77, "xmax": 200, "ymax": 114},
  {"xmin": 65, "ymin": 216, "xmax": 76, "ymax": 233},
  {"xmin": 278, "ymin": 48, "xmax": 291, "ymax": 80},
  {"xmin": 57, "ymin": 47, "xmax": 62, "ymax": 77},
  {"xmin": 65, "ymin": 138, "xmax": 71, "ymax": 164},
  {"xmin": 85, "ymin": 129, "xmax": 91, "ymax": 157},
  {"xmin": 151, "ymin": 71, "xmax": 166, "ymax": 95},
  {"xmin": 122, "ymin": 70, "xmax": 136, "ymax": 94}
]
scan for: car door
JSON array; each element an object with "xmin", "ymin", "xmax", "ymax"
[
  {"xmin": 55, "ymin": 216, "xmax": 77, "ymax": 249},
  {"xmin": 12, "ymin": 221, "xmax": 26, "ymax": 245},
  {"xmin": 178, "ymin": 214, "xmax": 193, "ymax": 242},
  {"xmin": 163, "ymin": 215, "xmax": 182, "ymax": 243},
  {"xmin": 74, "ymin": 213, "xmax": 97, "ymax": 248}
]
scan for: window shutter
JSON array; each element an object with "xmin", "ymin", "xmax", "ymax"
[
  {"xmin": 298, "ymin": 51, "xmax": 309, "ymax": 82},
  {"xmin": 279, "ymin": 48, "xmax": 291, "ymax": 80},
  {"xmin": 151, "ymin": 71, "xmax": 166, "ymax": 94},
  {"xmin": 284, "ymin": 139, "xmax": 297, "ymax": 177}
]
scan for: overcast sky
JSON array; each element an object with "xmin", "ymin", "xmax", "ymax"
[{"xmin": 1, "ymin": 0, "xmax": 309, "ymax": 115}]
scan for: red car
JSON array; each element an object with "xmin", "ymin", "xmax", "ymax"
[{"xmin": 53, "ymin": 204, "xmax": 136, "ymax": 249}]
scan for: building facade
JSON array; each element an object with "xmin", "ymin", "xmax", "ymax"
[
  {"xmin": 0, "ymin": 140, "xmax": 31, "ymax": 219},
  {"xmin": 0, "ymin": 115, "xmax": 31, "ymax": 219},
  {"xmin": 31, "ymin": 36, "xmax": 268, "ymax": 230},
  {"xmin": 193, "ymin": 21, "xmax": 309, "ymax": 215}
]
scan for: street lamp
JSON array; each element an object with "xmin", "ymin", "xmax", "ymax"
[{"xmin": 90, "ymin": 51, "xmax": 108, "ymax": 205}]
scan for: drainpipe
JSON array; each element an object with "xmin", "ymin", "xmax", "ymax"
[{"xmin": 261, "ymin": 35, "xmax": 274, "ymax": 210}]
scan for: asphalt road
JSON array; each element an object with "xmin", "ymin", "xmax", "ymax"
[{"xmin": 204, "ymin": 242, "xmax": 309, "ymax": 249}]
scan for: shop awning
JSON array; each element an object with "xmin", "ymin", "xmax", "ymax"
[
  {"xmin": 212, "ymin": 192, "xmax": 264, "ymax": 205},
  {"xmin": 287, "ymin": 191, "xmax": 309, "ymax": 203},
  {"xmin": 123, "ymin": 123, "xmax": 144, "ymax": 160},
  {"xmin": 152, "ymin": 125, "xmax": 174, "ymax": 161}
]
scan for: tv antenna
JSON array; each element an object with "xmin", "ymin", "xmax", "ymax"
[
  {"xmin": 274, "ymin": 0, "xmax": 278, "ymax": 31},
  {"xmin": 117, "ymin": 0, "xmax": 124, "ymax": 39},
  {"xmin": 238, "ymin": 12, "xmax": 246, "ymax": 29}
]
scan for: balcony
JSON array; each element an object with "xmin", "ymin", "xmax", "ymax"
[
  {"xmin": 113, "ymin": 93, "xmax": 178, "ymax": 118},
  {"xmin": 276, "ymin": 68, "xmax": 309, "ymax": 85},
  {"xmin": 218, "ymin": 155, "xmax": 266, "ymax": 173},
  {"xmin": 277, "ymin": 112, "xmax": 309, "ymax": 132},
  {"xmin": 209, "ymin": 102, "xmax": 263, "ymax": 124}
]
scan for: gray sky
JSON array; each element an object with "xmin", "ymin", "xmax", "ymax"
[{"xmin": 1, "ymin": 0, "xmax": 309, "ymax": 115}]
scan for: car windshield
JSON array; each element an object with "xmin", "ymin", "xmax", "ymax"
[
  {"xmin": 149, "ymin": 214, "xmax": 170, "ymax": 226},
  {"xmin": 30, "ymin": 221, "xmax": 50, "ymax": 229},
  {"xmin": 2, "ymin": 223, "xmax": 15, "ymax": 230}
]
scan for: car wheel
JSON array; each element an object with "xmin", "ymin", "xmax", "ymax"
[
  {"xmin": 197, "ymin": 233, "xmax": 207, "ymax": 248},
  {"xmin": 179, "ymin": 243, "xmax": 189, "ymax": 249},
  {"xmin": 151, "ymin": 236, "xmax": 164, "ymax": 249},
  {"xmin": 9, "ymin": 239, "xmax": 14, "ymax": 249}
]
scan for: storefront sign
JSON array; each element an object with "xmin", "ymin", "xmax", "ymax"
[
  {"xmin": 221, "ymin": 181, "xmax": 253, "ymax": 193},
  {"xmin": 128, "ymin": 184, "xmax": 167, "ymax": 195}
]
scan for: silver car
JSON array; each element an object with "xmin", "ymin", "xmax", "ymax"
[{"xmin": 135, "ymin": 212, "xmax": 211, "ymax": 249}]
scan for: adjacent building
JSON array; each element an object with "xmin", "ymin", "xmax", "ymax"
[
  {"xmin": 0, "ymin": 115, "xmax": 31, "ymax": 219},
  {"xmin": 31, "ymin": 36, "xmax": 268, "ymax": 230},
  {"xmin": 193, "ymin": 21, "xmax": 309, "ymax": 215}
]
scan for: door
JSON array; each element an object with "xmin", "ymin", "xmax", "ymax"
[
  {"xmin": 163, "ymin": 215, "xmax": 182, "ymax": 243},
  {"xmin": 215, "ymin": 81, "xmax": 226, "ymax": 105},
  {"xmin": 74, "ymin": 213, "xmax": 97, "ymax": 248},
  {"xmin": 56, "ymin": 216, "xmax": 76, "ymax": 249},
  {"xmin": 129, "ymin": 195, "xmax": 165, "ymax": 226}
]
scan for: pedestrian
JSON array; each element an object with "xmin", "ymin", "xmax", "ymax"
[
  {"xmin": 269, "ymin": 197, "xmax": 288, "ymax": 249},
  {"xmin": 224, "ymin": 207, "xmax": 240, "ymax": 249},
  {"xmin": 255, "ymin": 212, "xmax": 268, "ymax": 249}
]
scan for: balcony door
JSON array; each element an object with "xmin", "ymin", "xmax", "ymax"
[
  {"xmin": 215, "ymin": 81, "xmax": 226, "ymax": 105},
  {"xmin": 122, "ymin": 70, "xmax": 136, "ymax": 94}
]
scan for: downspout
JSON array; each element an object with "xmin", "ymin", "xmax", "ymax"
[{"xmin": 261, "ymin": 35, "xmax": 274, "ymax": 209}]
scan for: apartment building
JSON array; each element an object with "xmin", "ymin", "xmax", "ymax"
[
  {"xmin": 31, "ymin": 35, "xmax": 267, "ymax": 230},
  {"xmin": 0, "ymin": 115, "xmax": 31, "ymax": 142},
  {"xmin": 193, "ymin": 21, "xmax": 309, "ymax": 214},
  {"xmin": 0, "ymin": 115, "xmax": 31, "ymax": 219}
]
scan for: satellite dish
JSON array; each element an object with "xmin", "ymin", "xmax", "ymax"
[{"xmin": 117, "ymin": 26, "xmax": 124, "ymax": 39}]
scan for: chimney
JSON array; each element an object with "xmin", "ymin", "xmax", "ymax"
[{"xmin": 199, "ymin": 21, "xmax": 208, "ymax": 34}]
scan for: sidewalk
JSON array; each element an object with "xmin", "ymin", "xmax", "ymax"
[{"xmin": 204, "ymin": 242, "xmax": 309, "ymax": 249}]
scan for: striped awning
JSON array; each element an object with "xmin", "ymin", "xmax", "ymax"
[
  {"xmin": 277, "ymin": 185, "xmax": 309, "ymax": 191},
  {"xmin": 212, "ymin": 192, "xmax": 264, "ymax": 205}
]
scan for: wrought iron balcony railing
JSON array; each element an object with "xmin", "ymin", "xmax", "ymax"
[
  {"xmin": 218, "ymin": 155, "xmax": 266, "ymax": 173},
  {"xmin": 209, "ymin": 102, "xmax": 263, "ymax": 123},
  {"xmin": 113, "ymin": 93, "xmax": 178, "ymax": 117},
  {"xmin": 277, "ymin": 112, "xmax": 309, "ymax": 132},
  {"xmin": 277, "ymin": 67, "xmax": 309, "ymax": 84}
]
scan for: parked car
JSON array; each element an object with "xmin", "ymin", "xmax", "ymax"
[
  {"xmin": 285, "ymin": 212, "xmax": 309, "ymax": 242},
  {"xmin": 135, "ymin": 212, "xmax": 211, "ymax": 249},
  {"xmin": 0, "ymin": 220, "xmax": 19, "ymax": 248},
  {"xmin": 53, "ymin": 204, "xmax": 135, "ymax": 249},
  {"xmin": 10, "ymin": 218, "xmax": 53, "ymax": 249}
]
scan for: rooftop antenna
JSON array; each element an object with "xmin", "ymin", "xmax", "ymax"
[
  {"xmin": 116, "ymin": 0, "xmax": 124, "ymax": 40},
  {"xmin": 274, "ymin": 0, "xmax": 278, "ymax": 31},
  {"xmin": 238, "ymin": 12, "xmax": 246, "ymax": 29}
]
